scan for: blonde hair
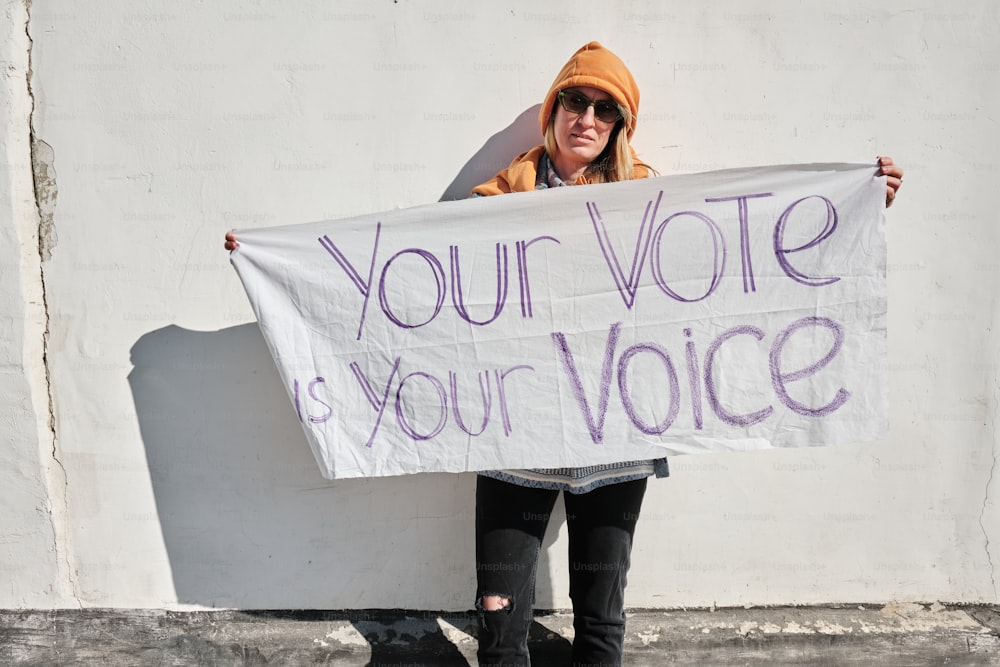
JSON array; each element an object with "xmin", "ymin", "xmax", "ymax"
[{"xmin": 544, "ymin": 105, "xmax": 635, "ymax": 184}]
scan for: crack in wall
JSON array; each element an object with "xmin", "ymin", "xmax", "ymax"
[
  {"xmin": 23, "ymin": 0, "xmax": 81, "ymax": 607},
  {"xmin": 981, "ymin": 428, "xmax": 999, "ymax": 600},
  {"xmin": 984, "ymin": 281, "xmax": 1000, "ymax": 602}
]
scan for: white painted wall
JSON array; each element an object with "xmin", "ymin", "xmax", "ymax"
[{"xmin": 3, "ymin": 0, "xmax": 996, "ymax": 609}]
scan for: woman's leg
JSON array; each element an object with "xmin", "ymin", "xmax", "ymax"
[
  {"xmin": 475, "ymin": 475, "xmax": 560, "ymax": 666},
  {"xmin": 564, "ymin": 478, "xmax": 647, "ymax": 667}
]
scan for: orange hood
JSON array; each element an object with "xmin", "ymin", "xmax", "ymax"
[
  {"xmin": 470, "ymin": 42, "xmax": 648, "ymax": 197},
  {"xmin": 539, "ymin": 41, "xmax": 640, "ymax": 140}
]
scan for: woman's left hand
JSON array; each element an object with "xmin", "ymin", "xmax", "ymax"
[{"xmin": 877, "ymin": 156, "xmax": 904, "ymax": 207}]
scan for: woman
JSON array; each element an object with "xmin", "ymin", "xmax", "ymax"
[
  {"xmin": 224, "ymin": 41, "xmax": 903, "ymax": 667},
  {"xmin": 466, "ymin": 42, "xmax": 903, "ymax": 667},
  {"xmin": 469, "ymin": 43, "xmax": 666, "ymax": 667}
]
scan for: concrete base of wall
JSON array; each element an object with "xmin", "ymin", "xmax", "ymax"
[{"xmin": 2, "ymin": 604, "xmax": 998, "ymax": 665}]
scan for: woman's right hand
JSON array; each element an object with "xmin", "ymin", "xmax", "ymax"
[{"xmin": 224, "ymin": 230, "xmax": 239, "ymax": 251}]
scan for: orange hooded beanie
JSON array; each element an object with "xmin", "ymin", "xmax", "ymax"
[
  {"xmin": 471, "ymin": 42, "xmax": 649, "ymax": 197},
  {"xmin": 539, "ymin": 41, "xmax": 640, "ymax": 141}
]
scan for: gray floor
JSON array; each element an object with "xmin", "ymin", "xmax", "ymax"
[{"xmin": 2, "ymin": 604, "xmax": 998, "ymax": 665}]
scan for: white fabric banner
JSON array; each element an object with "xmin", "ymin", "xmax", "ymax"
[{"xmin": 231, "ymin": 163, "xmax": 887, "ymax": 479}]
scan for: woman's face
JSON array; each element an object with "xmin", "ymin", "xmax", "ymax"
[{"xmin": 551, "ymin": 86, "xmax": 618, "ymax": 167}]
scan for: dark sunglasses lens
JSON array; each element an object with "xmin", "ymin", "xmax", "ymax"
[
  {"xmin": 563, "ymin": 92, "xmax": 590, "ymax": 114},
  {"xmin": 594, "ymin": 102, "xmax": 620, "ymax": 123}
]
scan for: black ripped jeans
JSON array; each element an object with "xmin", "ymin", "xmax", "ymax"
[{"xmin": 475, "ymin": 474, "xmax": 647, "ymax": 667}]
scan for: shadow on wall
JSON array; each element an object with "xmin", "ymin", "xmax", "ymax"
[
  {"xmin": 128, "ymin": 324, "xmax": 568, "ymax": 615},
  {"xmin": 128, "ymin": 324, "xmax": 483, "ymax": 609},
  {"xmin": 439, "ymin": 105, "xmax": 542, "ymax": 201}
]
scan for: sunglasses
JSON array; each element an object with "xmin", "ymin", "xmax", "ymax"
[{"xmin": 557, "ymin": 90, "xmax": 623, "ymax": 124}]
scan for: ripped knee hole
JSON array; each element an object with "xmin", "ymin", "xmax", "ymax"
[{"xmin": 480, "ymin": 594, "xmax": 512, "ymax": 611}]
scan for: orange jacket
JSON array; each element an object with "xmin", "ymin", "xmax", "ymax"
[{"xmin": 470, "ymin": 145, "xmax": 653, "ymax": 197}]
